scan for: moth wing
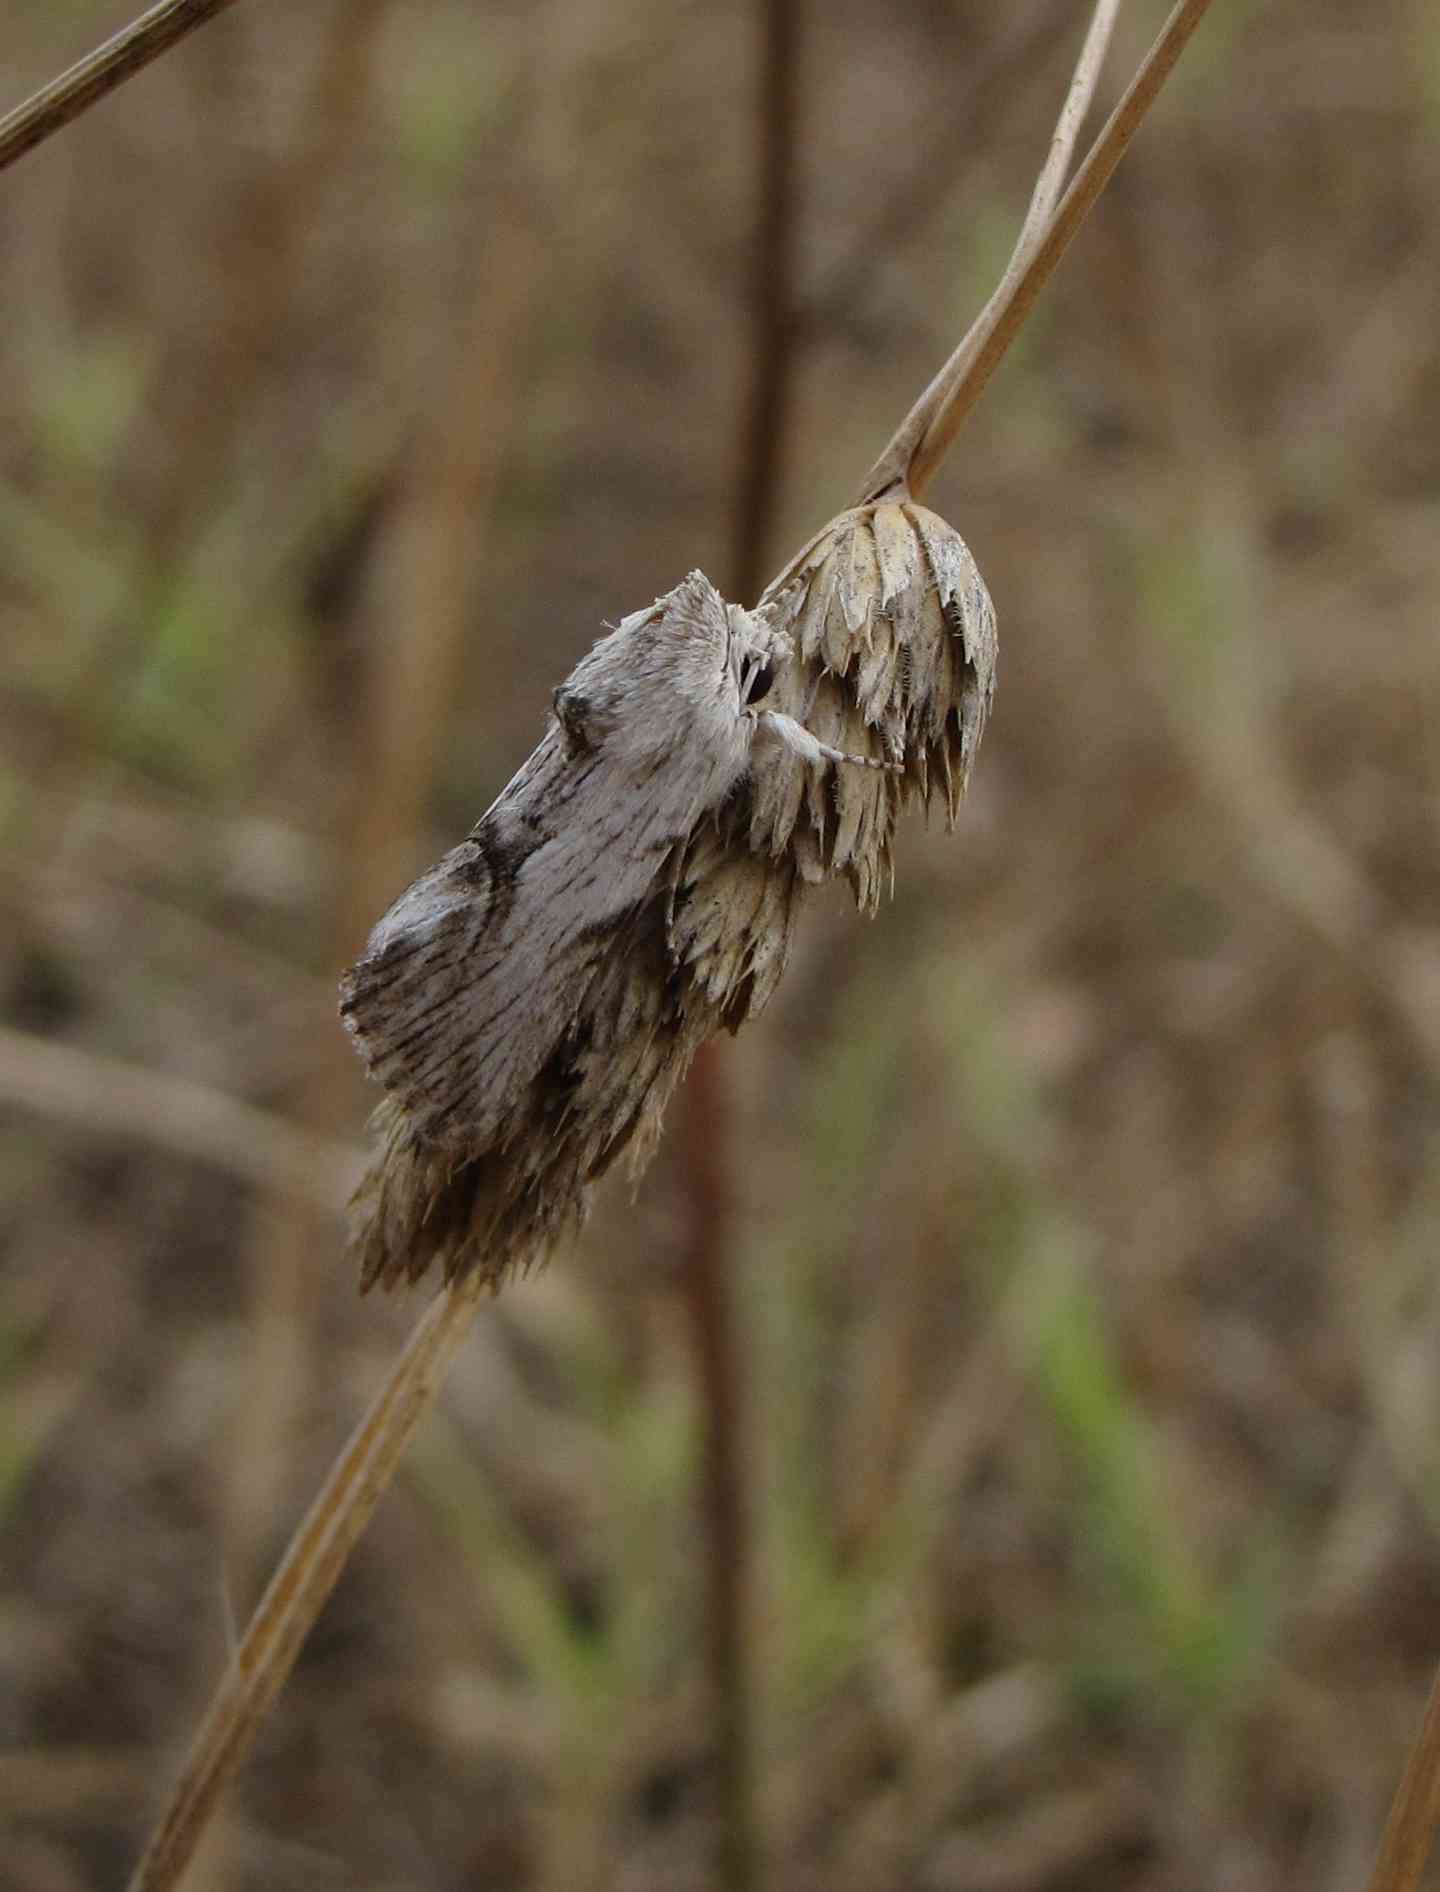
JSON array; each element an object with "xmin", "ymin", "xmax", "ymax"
[
  {"xmin": 342, "ymin": 572, "xmax": 754, "ymax": 1159},
  {"xmin": 339, "ymin": 832, "xmax": 519, "ymax": 1144},
  {"xmin": 340, "ymin": 730, "xmax": 712, "ymax": 1151}
]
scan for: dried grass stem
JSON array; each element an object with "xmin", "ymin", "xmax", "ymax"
[
  {"xmin": 127, "ymin": 1273, "xmax": 491, "ymax": 1892},
  {"xmin": 860, "ymin": 0, "xmax": 1215, "ymax": 504},
  {"xmin": 1366, "ymin": 1662, "xmax": 1440, "ymax": 1892},
  {"xmin": 0, "ymin": 0, "xmax": 242, "ymax": 175}
]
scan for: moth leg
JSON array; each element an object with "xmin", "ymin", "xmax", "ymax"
[{"xmin": 754, "ymin": 708, "xmax": 902, "ymax": 773}]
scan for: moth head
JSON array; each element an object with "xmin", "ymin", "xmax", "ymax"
[{"xmin": 725, "ymin": 603, "xmax": 791, "ymax": 715}]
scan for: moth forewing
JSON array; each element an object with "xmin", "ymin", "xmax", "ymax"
[{"xmin": 340, "ymin": 574, "xmax": 762, "ymax": 1151}]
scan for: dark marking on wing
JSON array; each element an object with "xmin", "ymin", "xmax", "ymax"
[{"xmin": 552, "ymin": 683, "xmax": 596, "ymax": 752}]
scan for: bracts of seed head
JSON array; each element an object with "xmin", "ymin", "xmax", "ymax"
[{"xmin": 749, "ymin": 499, "xmax": 996, "ymax": 912}]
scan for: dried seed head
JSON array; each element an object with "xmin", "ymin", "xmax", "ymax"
[{"xmin": 748, "ymin": 498, "xmax": 996, "ymax": 911}]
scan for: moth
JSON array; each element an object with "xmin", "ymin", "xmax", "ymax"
[{"xmin": 340, "ymin": 570, "xmax": 898, "ymax": 1292}]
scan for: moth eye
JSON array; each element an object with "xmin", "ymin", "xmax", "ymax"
[{"xmin": 743, "ymin": 661, "xmax": 776, "ymax": 707}]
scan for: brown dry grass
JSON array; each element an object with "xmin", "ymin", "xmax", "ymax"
[{"xmin": 3, "ymin": 3, "xmax": 1440, "ymax": 1888}]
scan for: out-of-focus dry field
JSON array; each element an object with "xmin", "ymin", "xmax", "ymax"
[{"xmin": 3, "ymin": 2, "xmax": 1440, "ymax": 1887}]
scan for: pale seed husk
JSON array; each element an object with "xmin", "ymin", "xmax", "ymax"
[{"xmin": 750, "ymin": 498, "xmax": 997, "ymax": 913}]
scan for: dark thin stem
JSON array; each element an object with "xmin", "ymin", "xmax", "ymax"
[
  {"xmin": 678, "ymin": 1046, "xmax": 757, "ymax": 1892},
  {"xmin": 1366, "ymin": 1657, "xmax": 1440, "ymax": 1892},
  {"xmin": 731, "ymin": 0, "xmax": 800, "ymax": 608},
  {"xmin": 0, "ymin": 0, "xmax": 242, "ymax": 175},
  {"xmin": 676, "ymin": 12, "xmax": 802, "ymax": 1884}
]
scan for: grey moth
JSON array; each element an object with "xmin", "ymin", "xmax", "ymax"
[
  {"xmin": 340, "ymin": 569, "xmax": 903, "ymax": 1291},
  {"xmin": 343, "ymin": 500, "xmax": 996, "ymax": 1292}
]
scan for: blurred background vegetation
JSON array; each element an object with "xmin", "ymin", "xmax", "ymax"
[{"xmin": 4, "ymin": 1, "xmax": 1440, "ymax": 1887}]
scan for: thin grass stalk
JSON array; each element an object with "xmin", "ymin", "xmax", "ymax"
[
  {"xmin": 731, "ymin": 0, "xmax": 801, "ymax": 610},
  {"xmin": 127, "ymin": 1272, "xmax": 492, "ymax": 1892},
  {"xmin": 795, "ymin": 0, "xmax": 1061, "ymax": 339},
  {"xmin": 1020, "ymin": 0, "xmax": 1124, "ymax": 246},
  {"xmin": 0, "ymin": 0, "xmax": 242, "ymax": 174},
  {"xmin": 873, "ymin": 0, "xmax": 1120, "ymax": 502},
  {"xmin": 1365, "ymin": 1662, "xmax": 1440, "ymax": 1892},
  {"xmin": 857, "ymin": 0, "xmax": 1120, "ymax": 502},
  {"xmin": 678, "ymin": 1047, "xmax": 758, "ymax": 1892},
  {"xmin": 860, "ymin": 0, "xmax": 1214, "ymax": 503}
]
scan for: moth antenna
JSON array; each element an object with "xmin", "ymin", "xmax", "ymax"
[{"xmin": 755, "ymin": 709, "xmax": 903, "ymax": 774}]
